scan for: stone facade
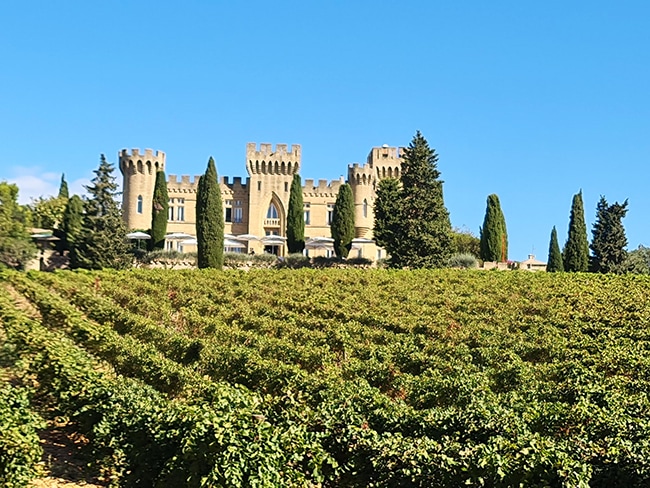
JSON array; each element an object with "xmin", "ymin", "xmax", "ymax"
[{"xmin": 119, "ymin": 143, "xmax": 404, "ymax": 258}]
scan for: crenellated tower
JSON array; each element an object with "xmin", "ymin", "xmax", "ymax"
[
  {"xmin": 348, "ymin": 145, "xmax": 404, "ymax": 238},
  {"xmin": 245, "ymin": 143, "xmax": 301, "ymax": 240},
  {"xmin": 119, "ymin": 148, "xmax": 166, "ymax": 230}
]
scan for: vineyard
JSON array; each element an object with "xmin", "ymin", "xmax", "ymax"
[{"xmin": 2, "ymin": 268, "xmax": 650, "ymax": 487}]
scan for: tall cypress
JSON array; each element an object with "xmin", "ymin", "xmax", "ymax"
[
  {"xmin": 373, "ymin": 178, "xmax": 402, "ymax": 252},
  {"xmin": 480, "ymin": 194, "xmax": 507, "ymax": 262},
  {"xmin": 286, "ymin": 174, "xmax": 305, "ymax": 254},
  {"xmin": 150, "ymin": 170, "xmax": 169, "ymax": 250},
  {"xmin": 562, "ymin": 190, "xmax": 589, "ymax": 272},
  {"xmin": 330, "ymin": 183, "xmax": 355, "ymax": 258},
  {"xmin": 546, "ymin": 226, "xmax": 564, "ymax": 272},
  {"xmin": 196, "ymin": 157, "xmax": 224, "ymax": 269},
  {"xmin": 60, "ymin": 195, "xmax": 83, "ymax": 259},
  {"xmin": 58, "ymin": 174, "xmax": 69, "ymax": 199}
]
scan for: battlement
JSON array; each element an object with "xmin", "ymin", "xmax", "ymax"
[
  {"xmin": 246, "ymin": 142, "xmax": 301, "ymax": 176},
  {"xmin": 167, "ymin": 174, "xmax": 201, "ymax": 186},
  {"xmin": 120, "ymin": 148, "xmax": 166, "ymax": 160},
  {"xmin": 221, "ymin": 176, "xmax": 248, "ymax": 190},
  {"xmin": 366, "ymin": 145, "xmax": 403, "ymax": 165},
  {"xmin": 303, "ymin": 177, "xmax": 344, "ymax": 196}
]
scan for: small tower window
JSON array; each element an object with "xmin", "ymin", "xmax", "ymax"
[
  {"xmin": 363, "ymin": 199, "xmax": 368, "ymax": 218},
  {"xmin": 327, "ymin": 203, "xmax": 334, "ymax": 225},
  {"xmin": 137, "ymin": 195, "xmax": 143, "ymax": 214},
  {"xmin": 304, "ymin": 202, "xmax": 311, "ymax": 225}
]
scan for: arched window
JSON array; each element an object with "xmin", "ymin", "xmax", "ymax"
[
  {"xmin": 137, "ymin": 195, "xmax": 143, "ymax": 214},
  {"xmin": 266, "ymin": 203, "xmax": 279, "ymax": 219},
  {"xmin": 363, "ymin": 199, "xmax": 368, "ymax": 218}
]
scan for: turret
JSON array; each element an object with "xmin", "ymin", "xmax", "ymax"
[{"xmin": 119, "ymin": 148, "xmax": 166, "ymax": 230}]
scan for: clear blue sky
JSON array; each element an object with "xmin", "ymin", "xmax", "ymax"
[{"xmin": 2, "ymin": 1, "xmax": 648, "ymax": 260}]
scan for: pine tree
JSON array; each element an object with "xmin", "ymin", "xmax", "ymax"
[
  {"xmin": 373, "ymin": 131, "xmax": 452, "ymax": 268},
  {"xmin": 60, "ymin": 195, "xmax": 83, "ymax": 260},
  {"xmin": 286, "ymin": 174, "xmax": 305, "ymax": 254},
  {"xmin": 196, "ymin": 157, "xmax": 224, "ymax": 269},
  {"xmin": 480, "ymin": 194, "xmax": 508, "ymax": 262},
  {"xmin": 546, "ymin": 226, "xmax": 564, "ymax": 272},
  {"xmin": 150, "ymin": 170, "xmax": 169, "ymax": 250},
  {"xmin": 73, "ymin": 155, "xmax": 131, "ymax": 270},
  {"xmin": 590, "ymin": 196, "xmax": 628, "ymax": 273},
  {"xmin": 373, "ymin": 178, "xmax": 402, "ymax": 253},
  {"xmin": 58, "ymin": 174, "xmax": 69, "ymax": 199},
  {"xmin": 330, "ymin": 183, "xmax": 355, "ymax": 258},
  {"xmin": 563, "ymin": 190, "xmax": 589, "ymax": 272}
]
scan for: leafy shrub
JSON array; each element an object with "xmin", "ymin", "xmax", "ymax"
[
  {"xmin": 447, "ymin": 252, "xmax": 478, "ymax": 269},
  {"xmin": 0, "ymin": 385, "xmax": 45, "ymax": 488},
  {"xmin": 276, "ymin": 253, "xmax": 310, "ymax": 269}
]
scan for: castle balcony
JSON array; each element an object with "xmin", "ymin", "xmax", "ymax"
[{"xmin": 264, "ymin": 218, "xmax": 281, "ymax": 227}]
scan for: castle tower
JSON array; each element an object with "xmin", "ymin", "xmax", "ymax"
[
  {"xmin": 119, "ymin": 148, "xmax": 166, "ymax": 230},
  {"xmin": 348, "ymin": 145, "xmax": 403, "ymax": 238},
  {"xmin": 245, "ymin": 143, "xmax": 300, "ymax": 251}
]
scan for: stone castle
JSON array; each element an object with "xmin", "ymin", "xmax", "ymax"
[{"xmin": 119, "ymin": 143, "xmax": 404, "ymax": 257}]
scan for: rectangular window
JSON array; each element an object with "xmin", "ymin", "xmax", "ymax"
[
  {"xmin": 225, "ymin": 207, "xmax": 232, "ymax": 223},
  {"xmin": 177, "ymin": 206, "xmax": 185, "ymax": 222},
  {"xmin": 327, "ymin": 203, "xmax": 335, "ymax": 225},
  {"xmin": 284, "ymin": 182, "xmax": 288, "ymax": 192},
  {"xmin": 235, "ymin": 200, "xmax": 242, "ymax": 207},
  {"xmin": 234, "ymin": 207, "xmax": 243, "ymax": 223},
  {"xmin": 303, "ymin": 202, "xmax": 311, "ymax": 225},
  {"xmin": 257, "ymin": 181, "xmax": 261, "ymax": 191},
  {"xmin": 168, "ymin": 206, "xmax": 174, "ymax": 221}
]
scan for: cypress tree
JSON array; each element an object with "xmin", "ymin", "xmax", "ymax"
[
  {"xmin": 73, "ymin": 155, "xmax": 131, "ymax": 270},
  {"xmin": 61, "ymin": 195, "xmax": 83, "ymax": 260},
  {"xmin": 58, "ymin": 174, "xmax": 69, "ymax": 199},
  {"xmin": 286, "ymin": 173, "xmax": 305, "ymax": 254},
  {"xmin": 563, "ymin": 190, "xmax": 589, "ymax": 272},
  {"xmin": 373, "ymin": 131, "xmax": 452, "ymax": 268},
  {"xmin": 196, "ymin": 157, "xmax": 224, "ymax": 269},
  {"xmin": 590, "ymin": 196, "xmax": 628, "ymax": 273},
  {"xmin": 546, "ymin": 226, "xmax": 564, "ymax": 272},
  {"xmin": 150, "ymin": 170, "xmax": 169, "ymax": 250},
  {"xmin": 330, "ymin": 183, "xmax": 355, "ymax": 258},
  {"xmin": 480, "ymin": 194, "xmax": 508, "ymax": 262}
]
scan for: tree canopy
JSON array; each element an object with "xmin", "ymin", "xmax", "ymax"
[
  {"xmin": 563, "ymin": 191, "xmax": 589, "ymax": 272},
  {"xmin": 196, "ymin": 157, "xmax": 224, "ymax": 269},
  {"xmin": 546, "ymin": 226, "xmax": 564, "ymax": 272},
  {"xmin": 150, "ymin": 170, "xmax": 169, "ymax": 250},
  {"xmin": 479, "ymin": 194, "xmax": 508, "ymax": 262},
  {"xmin": 330, "ymin": 183, "xmax": 355, "ymax": 258},
  {"xmin": 373, "ymin": 131, "xmax": 452, "ymax": 268},
  {"xmin": 286, "ymin": 174, "xmax": 305, "ymax": 254},
  {"xmin": 72, "ymin": 155, "xmax": 131, "ymax": 270},
  {"xmin": 0, "ymin": 182, "xmax": 36, "ymax": 269},
  {"xmin": 590, "ymin": 196, "xmax": 628, "ymax": 274}
]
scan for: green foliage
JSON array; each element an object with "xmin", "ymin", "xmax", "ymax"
[
  {"xmin": 623, "ymin": 245, "xmax": 650, "ymax": 274},
  {"xmin": 60, "ymin": 194, "xmax": 83, "ymax": 257},
  {"xmin": 286, "ymin": 174, "xmax": 305, "ymax": 254},
  {"xmin": 546, "ymin": 226, "xmax": 564, "ymax": 272},
  {"xmin": 13, "ymin": 268, "xmax": 650, "ymax": 485},
  {"xmin": 72, "ymin": 155, "xmax": 131, "ymax": 270},
  {"xmin": 448, "ymin": 252, "xmax": 478, "ymax": 269},
  {"xmin": 150, "ymin": 170, "xmax": 169, "ymax": 251},
  {"xmin": 330, "ymin": 183, "xmax": 355, "ymax": 258},
  {"xmin": 590, "ymin": 196, "xmax": 629, "ymax": 273},
  {"xmin": 28, "ymin": 195, "xmax": 67, "ymax": 230},
  {"xmin": 373, "ymin": 131, "xmax": 453, "ymax": 268},
  {"xmin": 480, "ymin": 194, "xmax": 508, "ymax": 262},
  {"xmin": 0, "ymin": 385, "xmax": 44, "ymax": 487},
  {"xmin": 0, "ymin": 182, "xmax": 36, "ymax": 269},
  {"xmin": 58, "ymin": 173, "xmax": 69, "ymax": 199},
  {"xmin": 196, "ymin": 157, "xmax": 224, "ymax": 269},
  {"xmin": 373, "ymin": 178, "xmax": 401, "ymax": 251},
  {"xmin": 563, "ymin": 191, "xmax": 589, "ymax": 272},
  {"xmin": 451, "ymin": 227, "xmax": 480, "ymax": 257},
  {"xmin": 278, "ymin": 253, "xmax": 310, "ymax": 269}
]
